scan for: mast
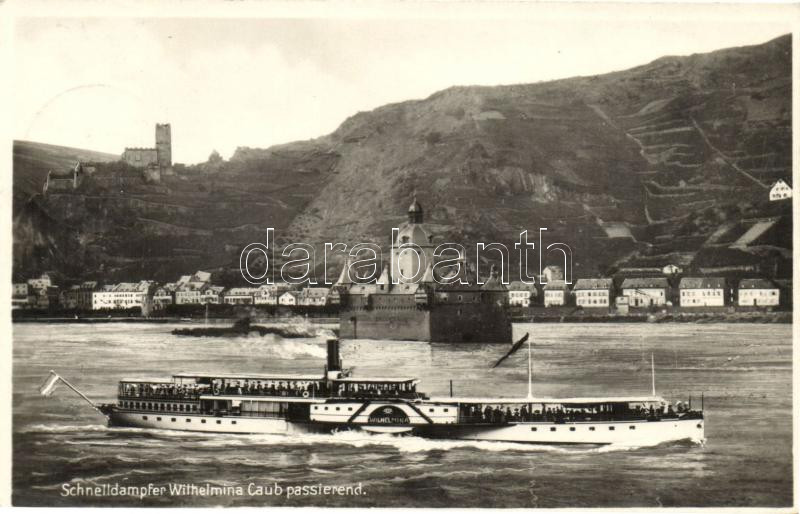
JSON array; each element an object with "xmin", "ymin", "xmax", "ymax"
[
  {"xmin": 651, "ymin": 353, "xmax": 656, "ymax": 396},
  {"xmin": 527, "ymin": 339, "xmax": 533, "ymax": 399}
]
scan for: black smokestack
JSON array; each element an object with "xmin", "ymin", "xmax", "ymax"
[{"xmin": 327, "ymin": 339, "xmax": 341, "ymax": 372}]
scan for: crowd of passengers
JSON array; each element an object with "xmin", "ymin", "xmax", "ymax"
[
  {"xmin": 122, "ymin": 383, "xmax": 204, "ymax": 400},
  {"xmin": 336, "ymin": 383, "xmax": 418, "ymax": 399},
  {"xmin": 122, "ymin": 380, "xmax": 422, "ymax": 399},
  {"xmin": 464, "ymin": 402, "xmax": 692, "ymax": 424},
  {"xmin": 212, "ymin": 380, "xmax": 324, "ymax": 397},
  {"xmin": 121, "ymin": 380, "xmax": 324, "ymax": 399}
]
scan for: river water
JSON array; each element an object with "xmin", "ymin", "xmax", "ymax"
[{"xmin": 12, "ymin": 322, "xmax": 792, "ymax": 507}]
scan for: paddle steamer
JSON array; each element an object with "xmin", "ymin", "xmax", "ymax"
[{"xmin": 62, "ymin": 339, "xmax": 705, "ymax": 446}]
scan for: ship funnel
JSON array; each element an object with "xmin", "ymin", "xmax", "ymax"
[{"xmin": 327, "ymin": 339, "xmax": 342, "ymax": 372}]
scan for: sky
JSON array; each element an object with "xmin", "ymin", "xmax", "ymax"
[{"xmin": 10, "ymin": 4, "xmax": 797, "ymax": 164}]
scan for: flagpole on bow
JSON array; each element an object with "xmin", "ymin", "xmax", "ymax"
[{"xmin": 39, "ymin": 370, "xmax": 102, "ymax": 413}]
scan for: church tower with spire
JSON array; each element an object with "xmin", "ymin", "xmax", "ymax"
[{"xmin": 392, "ymin": 197, "xmax": 435, "ymax": 284}]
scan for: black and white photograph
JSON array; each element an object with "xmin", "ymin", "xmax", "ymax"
[{"xmin": 5, "ymin": 1, "xmax": 797, "ymax": 509}]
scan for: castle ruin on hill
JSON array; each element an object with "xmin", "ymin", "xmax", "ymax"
[{"xmin": 121, "ymin": 123, "xmax": 173, "ymax": 183}]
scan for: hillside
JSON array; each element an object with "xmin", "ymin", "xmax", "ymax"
[
  {"xmin": 12, "ymin": 35, "xmax": 792, "ymax": 284},
  {"xmin": 13, "ymin": 141, "xmax": 118, "ymax": 211}
]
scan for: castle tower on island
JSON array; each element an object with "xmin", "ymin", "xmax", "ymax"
[
  {"xmin": 121, "ymin": 123, "xmax": 173, "ymax": 183},
  {"xmin": 336, "ymin": 198, "xmax": 512, "ymax": 343}
]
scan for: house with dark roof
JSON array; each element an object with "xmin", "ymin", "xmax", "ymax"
[
  {"xmin": 679, "ymin": 277, "xmax": 726, "ymax": 307},
  {"xmin": 620, "ymin": 277, "xmax": 669, "ymax": 307},
  {"xmin": 737, "ymin": 278, "xmax": 779, "ymax": 306},
  {"xmin": 573, "ymin": 278, "xmax": 613, "ymax": 308}
]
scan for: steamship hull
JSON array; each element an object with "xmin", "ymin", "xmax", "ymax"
[
  {"xmin": 93, "ymin": 338, "xmax": 703, "ymax": 447},
  {"xmin": 106, "ymin": 399, "xmax": 704, "ymax": 446}
]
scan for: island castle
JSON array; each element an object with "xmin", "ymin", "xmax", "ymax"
[{"xmin": 335, "ymin": 198, "xmax": 512, "ymax": 343}]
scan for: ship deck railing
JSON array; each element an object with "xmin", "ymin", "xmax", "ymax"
[
  {"xmin": 120, "ymin": 393, "xmax": 202, "ymax": 402},
  {"xmin": 120, "ymin": 388, "xmax": 328, "ymax": 400},
  {"xmin": 458, "ymin": 411, "xmax": 702, "ymax": 425}
]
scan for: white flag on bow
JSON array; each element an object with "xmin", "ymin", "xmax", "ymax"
[{"xmin": 38, "ymin": 371, "xmax": 61, "ymax": 397}]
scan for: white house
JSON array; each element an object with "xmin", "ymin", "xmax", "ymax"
[
  {"xmin": 737, "ymin": 278, "xmax": 779, "ymax": 306},
  {"xmin": 279, "ymin": 291, "xmax": 300, "ymax": 306},
  {"xmin": 573, "ymin": 278, "xmax": 613, "ymax": 308},
  {"xmin": 769, "ymin": 179, "xmax": 792, "ymax": 201},
  {"xmin": 621, "ymin": 277, "xmax": 669, "ymax": 307},
  {"xmin": 201, "ymin": 286, "xmax": 224, "ymax": 304},
  {"xmin": 175, "ymin": 282, "xmax": 205, "ymax": 304},
  {"xmin": 507, "ymin": 281, "xmax": 537, "ymax": 307},
  {"xmin": 679, "ymin": 277, "xmax": 726, "ymax": 307},
  {"xmin": 223, "ymin": 288, "xmax": 258, "ymax": 305},
  {"xmin": 662, "ymin": 264, "xmax": 682, "ymax": 275},
  {"xmin": 92, "ymin": 281, "xmax": 152, "ymax": 310},
  {"xmin": 543, "ymin": 280, "xmax": 569, "ymax": 307}
]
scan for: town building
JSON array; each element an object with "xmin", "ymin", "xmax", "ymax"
[
  {"xmin": 223, "ymin": 288, "xmax": 258, "ymax": 305},
  {"xmin": 621, "ymin": 277, "xmax": 669, "ymax": 307},
  {"xmin": 201, "ymin": 286, "xmax": 224, "ymax": 304},
  {"xmin": 27, "ymin": 273, "xmax": 53, "ymax": 293},
  {"xmin": 679, "ymin": 277, "xmax": 726, "ymax": 307},
  {"xmin": 507, "ymin": 281, "xmax": 538, "ymax": 307},
  {"xmin": 34, "ymin": 286, "xmax": 60, "ymax": 310},
  {"xmin": 174, "ymin": 271, "xmax": 212, "ymax": 304},
  {"xmin": 59, "ymin": 281, "xmax": 97, "ymax": 310},
  {"xmin": 543, "ymin": 280, "xmax": 569, "ymax": 307},
  {"xmin": 91, "ymin": 281, "xmax": 152, "ymax": 310},
  {"xmin": 573, "ymin": 278, "xmax": 614, "ymax": 308},
  {"xmin": 737, "ymin": 278, "xmax": 779, "ymax": 306},
  {"xmin": 153, "ymin": 283, "xmax": 177, "ymax": 308},
  {"xmin": 11, "ymin": 282, "xmax": 37, "ymax": 309},
  {"xmin": 279, "ymin": 291, "xmax": 300, "ymax": 306},
  {"xmin": 300, "ymin": 287, "xmax": 330, "ymax": 306},
  {"xmin": 175, "ymin": 282, "xmax": 205, "ymax": 305},
  {"xmin": 121, "ymin": 123, "xmax": 173, "ymax": 182},
  {"xmin": 12, "ymin": 283, "xmax": 30, "ymax": 309},
  {"xmin": 337, "ymin": 199, "xmax": 511, "ymax": 343},
  {"xmin": 769, "ymin": 179, "xmax": 792, "ymax": 201},
  {"xmin": 254, "ymin": 285, "xmax": 278, "ymax": 305},
  {"xmin": 662, "ymin": 264, "xmax": 682, "ymax": 275}
]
